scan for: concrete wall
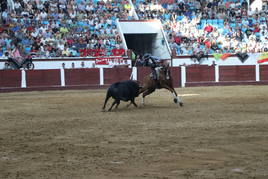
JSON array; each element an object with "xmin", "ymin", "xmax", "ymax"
[
  {"xmin": 118, "ymin": 20, "xmax": 171, "ymax": 59},
  {"xmin": 119, "ymin": 20, "xmax": 162, "ymax": 34}
]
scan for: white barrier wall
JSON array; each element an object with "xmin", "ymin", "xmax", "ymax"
[
  {"xmin": 0, "ymin": 58, "xmax": 132, "ymax": 70},
  {"xmin": 172, "ymin": 53, "xmax": 268, "ymax": 66}
]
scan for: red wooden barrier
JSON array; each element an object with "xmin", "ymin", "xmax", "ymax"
[
  {"xmin": 104, "ymin": 68, "xmax": 132, "ymax": 84},
  {"xmin": 0, "ymin": 70, "xmax": 21, "ymax": 88},
  {"xmin": 260, "ymin": 65, "xmax": 268, "ymax": 81},
  {"xmin": 219, "ymin": 66, "xmax": 255, "ymax": 81},
  {"xmin": 26, "ymin": 69, "xmax": 61, "ymax": 87},
  {"xmin": 170, "ymin": 67, "xmax": 181, "ymax": 87},
  {"xmin": 1, "ymin": 64, "xmax": 268, "ymax": 92},
  {"xmin": 137, "ymin": 67, "xmax": 151, "ymax": 84},
  {"xmin": 186, "ymin": 65, "xmax": 215, "ymax": 82},
  {"xmin": 65, "ymin": 68, "xmax": 100, "ymax": 86}
]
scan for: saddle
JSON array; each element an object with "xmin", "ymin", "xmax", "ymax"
[{"xmin": 149, "ymin": 67, "xmax": 170, "ymax": 80}]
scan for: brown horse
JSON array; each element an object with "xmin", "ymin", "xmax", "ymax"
[{"xmin": 139, "ymin": 64, "xmax": 183, "ymax": 107}]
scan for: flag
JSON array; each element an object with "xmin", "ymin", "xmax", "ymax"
[
  {"xmin": 237, "ymin": 53, "xmax": 249, "ymax": 63},
  {"xmin": 213, "ymin": 53, "xmax": 221, "ymax": 60},
  {"xmin": 213, "ymin": 53, "xmax": 232, "ymax": 60},
  {"xmin": 220, "ymin": 53, "xmax": 232, "ymax": 60},
  {"xmin": 257, "ymin": 53, "xmax": 268, "ymax": 64}
]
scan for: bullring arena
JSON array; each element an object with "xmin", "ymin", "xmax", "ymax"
[
  {"xmin": 1, "ymin": 0, "xmax": 268, "ymax": 177},
  {"xmin": 1, "ymin": 84, "xmax": 268, "ymax": 179}
]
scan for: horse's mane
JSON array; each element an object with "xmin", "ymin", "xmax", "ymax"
[{"xmin": 159, "ymin": 59, "xmax": 170, "ymax": 68}]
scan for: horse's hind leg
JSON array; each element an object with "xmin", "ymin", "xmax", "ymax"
[
  {"xmin": 126, "ymin": 98, "xmax": 138, "ymax": 108},
  {"xmin": 126, "ymin": 102, "xmax": 132, "ymax": 108},
  {"xmin": 131, "ymin": 98, "xmax": 138, "ymax": 107},
  {"xmin": 142, "ymin": 88, "xmax": 155, "ymax": 105}
]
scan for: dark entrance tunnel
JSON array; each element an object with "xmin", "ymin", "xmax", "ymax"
[{"xmin": 124, "ymin": 33, "xmax": 157, "ymax": 56}]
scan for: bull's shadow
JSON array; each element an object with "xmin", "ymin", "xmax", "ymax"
[{"xmin": 101, "ymin": 102, "xmax": 176, "ymax": 112}]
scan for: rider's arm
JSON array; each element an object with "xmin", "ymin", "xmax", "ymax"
[{"xmin": 149, "ymin": 56, "xmax": 157, "ymax": 64}]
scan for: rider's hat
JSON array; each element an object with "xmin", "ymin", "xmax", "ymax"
[{"xmin": 143, "ymin": 53, "xmax": 151, "ymax": 60}]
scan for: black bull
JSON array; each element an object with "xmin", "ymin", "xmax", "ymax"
[{"xmin": 102, "ymin": 80, "xmax": 141, "ymax": 111}]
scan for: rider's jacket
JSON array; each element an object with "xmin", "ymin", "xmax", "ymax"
[{"xmin": 142, "ymin": 54, "xmax": 160, "ymax": 68}]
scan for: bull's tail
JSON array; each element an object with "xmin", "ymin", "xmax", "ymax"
[{"xmin": 102, "ymin": 90, "xmax": 112, "ymax": 111}]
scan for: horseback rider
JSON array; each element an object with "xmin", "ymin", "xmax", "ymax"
[{"xmin": 142, "ymin": 53, "xmax": 161, "ymax": 80}]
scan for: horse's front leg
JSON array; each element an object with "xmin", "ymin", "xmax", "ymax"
[
  {"xmin": 163, "ymin": 85, "xmax": 183, "ymax": 107},
  {"xmin": 172, "ymin": 90, "xmax": 183, "ymax": 107}
]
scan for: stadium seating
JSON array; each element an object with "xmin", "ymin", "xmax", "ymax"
[{"xmin": 0, "ymin": 0, "xmax": 267, "ymax": 57}]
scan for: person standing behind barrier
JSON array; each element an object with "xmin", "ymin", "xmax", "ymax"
[
  {"xmin": 135, "ymin": 55, "xmax": 144, "ymax": 67},
  {"xmin": 9, "ymin": 45, "xmax": 24, "ymax": 69}
]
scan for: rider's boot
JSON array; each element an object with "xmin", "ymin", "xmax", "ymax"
[
  {"xmin": 152, "ymin": 70, "xmax": 157, "ymax": 81},
  {"xmin": 166, "ymin": 70, "xmax": 170, "ymax": 79}
]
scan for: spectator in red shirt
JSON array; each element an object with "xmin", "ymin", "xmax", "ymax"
[
  {"xmin": 253, "ymin": 25, "xmax": 260, "ymax": 33},
  {"xmin": 204, "ymin": 23, "xmax": 214, "ymax": 34},
  {"xmin": 174, "ymin": 35, "xmax": 181, "ymax": 45}
]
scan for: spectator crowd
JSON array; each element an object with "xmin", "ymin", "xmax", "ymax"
[
  {"xmin": 0, "ymin": 0, "xmax": 268, "ymax": 58},
  {"xmin": 0, "ymin": 0, "xmax": 133, "ymax": 58},
  {"xmin": 134, "ymin": 0, "xmax": 268, "ymax": 56}
]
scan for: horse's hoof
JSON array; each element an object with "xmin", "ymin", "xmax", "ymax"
[{"xmin": 179, "ymin": 102, "xmax": 183, "ymax": 107}]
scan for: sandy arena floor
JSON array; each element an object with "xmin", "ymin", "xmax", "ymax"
[{"xmin": 0, "ymin": 85, "xmax": 268, "ymax": 179}]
